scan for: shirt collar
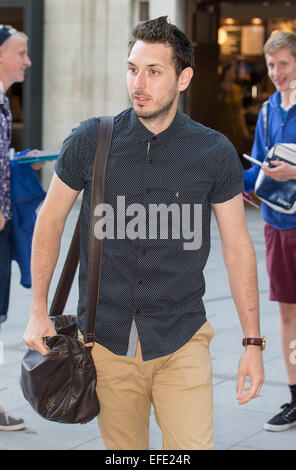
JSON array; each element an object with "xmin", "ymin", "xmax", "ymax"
[
  {"xmin": 0, "ymin": 90, "xmax": 9, "ymax": 108},
  {"xmin": 130, "ymin": 107, "xmax": 185, "ymax": 145},
  {"xmin": 0, "ymin": 92, "xmax": 9, "ymax": 121}
]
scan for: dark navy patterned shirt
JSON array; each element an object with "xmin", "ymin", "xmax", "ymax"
[
  {"xmin": 55, "ymin": 108, "xmax": 243, "ymax": 360},
  {"xmin": 0, "ymin": 91, "xmax": 12, "ymax": 221}
]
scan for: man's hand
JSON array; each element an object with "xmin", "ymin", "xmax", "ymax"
[
  {"xmin": 26, "ymin": 149, "xmax": 45, "ymax": 171},
  {"xmin": 0, "ymin": 210, "xmax": 6, "ymax": 231},
  {"xmin": 23, "ymin": 312, "xmax": 57, "ymax": 356},
  {"xmin": 263, "ymin": 160, "xmax": 296, "ymax": 182},
  {"xmin": 22, "ymin": 175, "xmax": 80, "ymax": 357},
  {"xmin": 236, "ymin": 347, "xmax": 264, "ymax": 405}
]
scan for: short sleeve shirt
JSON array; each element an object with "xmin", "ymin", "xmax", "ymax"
[
  {"xmin": 0, "ymin": 92, "xmax": 12, "ymax": 220},
  {"xmin": 55, "ymin": 108, "xmax": 243, "ymax": 360}
]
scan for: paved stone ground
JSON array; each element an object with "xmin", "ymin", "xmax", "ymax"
[{"xmin": 0, "ymin": 202, "xmax": 295, "ymax": 450}]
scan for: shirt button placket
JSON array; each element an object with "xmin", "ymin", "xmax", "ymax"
[{"xmin": 133, "ymin": 140, "xmax": 151, "ymax": 317}]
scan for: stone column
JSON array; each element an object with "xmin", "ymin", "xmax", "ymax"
[
  {"xmin": 42, "ymin": 0, "xmax": 132, "ymax": 189},
  {"xmin": 149, "ymin": 0, "xmax": 185, "ymax": 30}
]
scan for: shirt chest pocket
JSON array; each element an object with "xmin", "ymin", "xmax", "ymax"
[{"xmin": 146, "ymin": 188, "xmax": 207, "ymax": 205}]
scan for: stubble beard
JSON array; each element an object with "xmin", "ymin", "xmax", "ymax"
[{"xmin": 133, "ymin": 84, "xmax": 178, "ymax": 122}]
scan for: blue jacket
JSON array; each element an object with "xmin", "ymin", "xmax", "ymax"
[
  {"xmin": 244, "ymin": 90, "xmax": 296, "ymax": 230},
  {"xmin": 10, "ymin": 161, "xmax": 46, "ymax": 288}
]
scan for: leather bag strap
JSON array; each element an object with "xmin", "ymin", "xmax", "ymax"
[
  {"xmin": 49, "ymin": 117, "xmax": 114, "ymax": 341},
  {"xmin": 84, "ymin": 116, "xmax": 114, "ymax": 343},
  {"xmin": 49, "ymin": 215, "xmax": 80, "ymax": 316}
]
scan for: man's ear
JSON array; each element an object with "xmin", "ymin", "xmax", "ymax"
[{"xmin": 177, "ymin": 67, "xmax": 194, "ymax": 92}]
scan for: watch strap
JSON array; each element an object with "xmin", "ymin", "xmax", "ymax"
[{"xmin": 242, "ymin": 337, "xmax": 265, "ymax": 350}]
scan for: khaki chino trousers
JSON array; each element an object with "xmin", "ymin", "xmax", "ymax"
[{"xmin": 90, "ymin": 321, "xmax": 214, "ymax": 450}]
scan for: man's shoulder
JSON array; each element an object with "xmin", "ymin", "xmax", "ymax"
[
  {"xmin": 182, "ymin": 112, "xmax": 231, "ymax": 148},
  {"xmin": 65, "ymin": 108, "xmax": 130, "ymax": 149},
  {"xmin": 82, "ymin": 108, "xmax": 131, "ymax": 136},
  {"xmin": 68, "ymin": 116, "xmax": 100, "ymax": 144}
]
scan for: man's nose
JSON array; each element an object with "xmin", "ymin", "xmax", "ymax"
[
  {"xmin": 25, "ymin": 55, "xmax": 32, "ymax": 67},
  {"xmin": 134, "ymin": 71, "xmax": 146, "ymax": 90},
  {"xmin": 273, "ymin": 65, "xmax": 280, "ymax": 76}
]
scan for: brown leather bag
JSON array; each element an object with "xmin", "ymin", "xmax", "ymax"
[{"xmin": 20, "ymin": 116, "xmax": 114, "ymax": 424}]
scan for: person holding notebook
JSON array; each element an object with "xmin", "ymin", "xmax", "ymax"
[{"xmin": 244, "ymin": 31, "xmax": 296, "ymax": 432}]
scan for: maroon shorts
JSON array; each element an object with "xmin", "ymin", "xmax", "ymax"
[{"xmin": 264, "ymin": 224, "xmax": 296, "ymax": 303}]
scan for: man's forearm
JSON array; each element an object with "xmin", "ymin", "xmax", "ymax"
[
  {"xmin": 225, "ymin": 235, "xmax": 265, "ymax": 407},
  {"xmin": 23, "ymin": 173, "xmax": 79, "ymax": 354},
  {"xmin": 224, "ymin": 237, "xmax": 261, "ymax": 337},
  {"xmin": 30, "ymin": 209, "xmax": 65, "ymax": 316},
  {"xmin": 213, "ymin": 196, "xmax": 265, "ymax": 405}
]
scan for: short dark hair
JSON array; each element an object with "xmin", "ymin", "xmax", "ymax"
[{"xmin": 128, "ymin": 16, "xmax": 195, "ymax": 77}]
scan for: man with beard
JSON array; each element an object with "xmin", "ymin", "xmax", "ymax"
[{"xmin": 23, "ymin": 17, "xmax": 264, "ymax": 450}]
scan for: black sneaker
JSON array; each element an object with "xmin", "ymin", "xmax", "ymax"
[
  {"xmin": 264, "ymin": 402, "xmax": 296, "ymax": 432},
  {"xmin": 0, "ymin": 406, "xmax": 25, "ymax": 431}
]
